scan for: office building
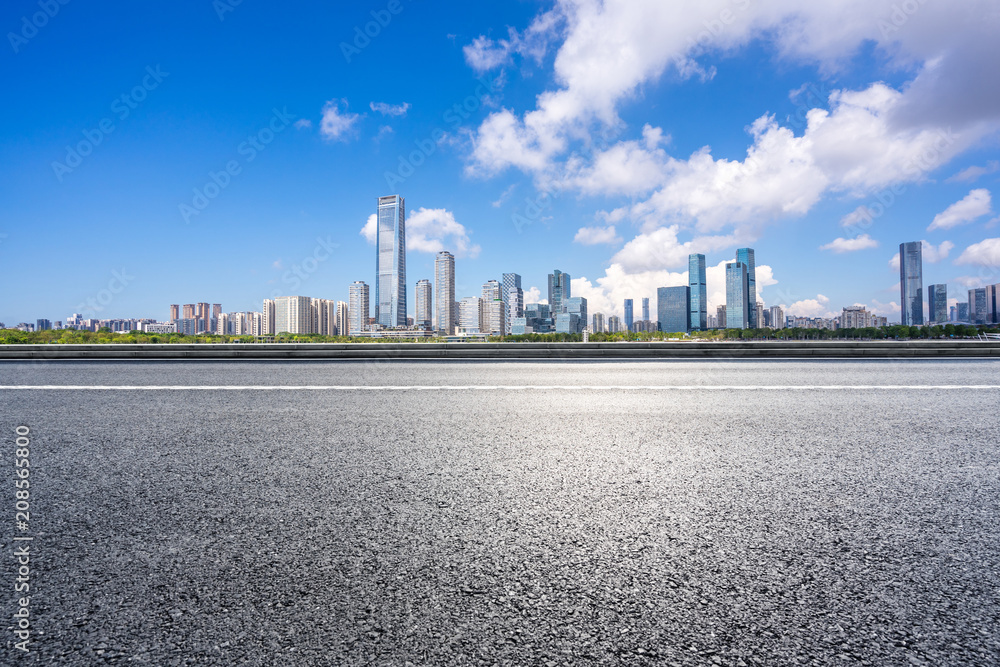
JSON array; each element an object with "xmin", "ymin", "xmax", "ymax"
[
  {"xmin": 349, "ymin": 281, "xmax": 370, "ymax": 334},
  {"xmin": 688, "ymin": 253, "xmax": 707, "ymax": 331},
  {"xmin": 956, "ymin": 302, "xmax": 969, "ymax": 322},
  {"xmin": 36, "ymin": 319, "xmax": 51, "ymax": 331},
  {"xmin": 736, "ymin": 248, "xmax": 757, "ymax": 327},
  {"xmin": 717, "ymin": 305, "xmax": 727, "ymax": 329},
  {"xmin": 769, "ymin": 305, "xmax": 784, "ymax": 330},
  {"xmin": 459, "ymin": 297, "xmax": 482, "ymax": 334},
  {"xmin": 840, "ymin": 306, "xmax": 873, "ymax": 329},
  {"xmin": 607, "ymin": 315, "xmax": 622, "ymax": 333},
  {"xmin": 899, "ymin": 241, "xmax": 923, "ymax": 326},
  {"xmin": 548, "ymin": 270, "xmax": 571, "ymax": 314},
  {"xmin": 927, "ymin": 284, "xmax": 947, "ymax": 324},
  {"xmin": 592, "ymin": 313, "xmax": 604, "ymax": 333},
  {"xmin": 502, "ymin": 273, "xmax": 523, "ymax": 335},
  {"xmin": 375, "ymin": 194, "xmax": 406, "ymax": 327},
  {"xmin": 726, "ymin": 262, "xmax": 749, "ymax": 329},
  {"xmin": 415, "ymin": 279, "xmax": 432, "ymax": 329},
  {"xmin": 524, "ymin": 303, "xmax": 553, "ymax": 333},
  {"xmin": 657, "ymin": 286, "xmax": 690, "ymax": 333},
  {"xmin": 624, "ymin": 299, "xmax": 634, "ymax": 331},
  {"xmin": 481, "ymin": 280, "xmax": 504, "ymax": 335},
  {"xmin": 434, "ymin": 251, "xmax": 455, "ymax": 335},
  {"xmin": 641, "ymin": 297, "xmax": 650, "ymax": 323},
  {"xmin": 987, "ymin": 284, "xmax": 999, "ymax": 324},
  {"xmin": 560, "ymin": 297, "xmax": 587, "ymax": 334}
]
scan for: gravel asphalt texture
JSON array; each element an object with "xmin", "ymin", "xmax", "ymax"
[{"xmin": 1, "ymin": 360, "xmax": 999, "ymax": 666}]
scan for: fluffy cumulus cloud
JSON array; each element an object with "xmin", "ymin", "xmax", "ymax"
[
  {"xmin": 956, "ymin": 237, "xmax": 1000, "ymax": 267},
  {"xmin": 360, "ymin": 208, "xmax": 480, "ymax": 258},
  {"xmin": 573, "ymin": 225, "xmax": 621, "ymax": 245},
  {"xmin": 787, "ymin": 294, "xmax": 834, "ymax": 318},
  {"xmin": 369, "ymin": 101, "xmax": 410, "ymax": 117},
  {"xmin": 887, "ymin": 240, "xmax": 954, "ymax": 269},
  {"xmin": 462, "ymin": 8, "xmax": 562, "ymax": 73},
  {"xmin": 320, "ymin": 99, "xmax": 360, "ymax": 141},
  {"xmin": 927, "ymin": 189, "xmax": 992, "ymax": 231},
  {"xmin": 819, "ymin": 234, "xmax": 879, "ymax": 253},
  {"xmin": 523, "ymin": 286, "xmax": 543, "ymax": 304}
]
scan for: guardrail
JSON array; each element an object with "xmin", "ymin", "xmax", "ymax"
[{"xmin": 2, "ymin": 340, "xmax": 1000, "ymax": 360}]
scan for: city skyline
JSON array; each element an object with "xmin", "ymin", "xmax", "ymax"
[{"xmin": 4, "ymin": 3, "xmax": 1000, "ymax": 325}]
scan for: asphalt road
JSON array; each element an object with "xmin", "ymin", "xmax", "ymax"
[{"xmin": 2, "ymin": 360, "xmax": 999, "ymax": 665}]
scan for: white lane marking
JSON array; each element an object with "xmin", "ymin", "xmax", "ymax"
[{"xmin": 1, "ymin": 385, "xmax": 999, "ymax": 391}]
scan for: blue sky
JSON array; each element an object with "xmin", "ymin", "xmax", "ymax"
[{"xmin": 3, "ymin": 0, "xmax": 1000, "ymax": 325}]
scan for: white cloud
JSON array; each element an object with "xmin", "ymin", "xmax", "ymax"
[
  {"xmin": 320, "ymin": 99, "xmax": 360, "ymax": 141},
  {"xmin": 787, "ymin": 294, "xmax": 835, "ymax": 318},
  {"xmin": 840, "ymin": 205, "xmax": 875, "ymax": 228},
  {"xmin": 610, "ymin": 226, "xmax": 744, "ymax": 273},
  {"xmin": 927, "ymin": 189, "xmax": 992, "ymax": 231},
  {"xmin": 369, "ymin": 101, "xmax": 410, "ymax": 117},
  {"xmin": 888, "ymin": 240, "xmax": 954, "ymax": 269},
  {"xmin": 573, "ymin": 225, "xmax": 621, "ymax": 245},
  {"xmin": 464, "ymin": 0, "xmax": 1000, "ymax": 251},
  {"xmin": 360, "ymin": 208, "xmax": 480, "ymax": 258},
  {"xmin": 819, "ymin": 234, "xmax": 879, "ymax": 253},
  {"xmin": 955, "ymin": 237, "xmax": 1000, "ymax": 267},
  {"xmin": 523, "ymin": 286, "xmax": 543, "ymax": 304},
  {"xmin": 946, "ymin": 160, "xmax": 999, "ymax": 183},
  {"xmin": 491, "ymin": 184, "xmax": 517, "ymax": 208},
  {"xmin": 293, "ymin": 119, "xmax": 312, "ymax": 130},
  {"xmin": 463, "ymin": 9, "xmax": 562, "ymax": 73},
  {"xmin": 360, "ymin": 214, "xmax": 377, "ymax": 243},
  {"xmin": 272, "ymin": 259, "xmax": 283, "ymax": 270}
]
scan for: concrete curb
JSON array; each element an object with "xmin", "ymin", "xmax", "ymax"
[{"xmin": 2, "ymin": 341, "xmax": 1000, "ymax": 360}]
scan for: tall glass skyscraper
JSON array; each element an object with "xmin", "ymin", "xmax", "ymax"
[
  {"xmin": 502, "ymin": 273, "xmax": 523, "ymax": 336},
  {"xmin": 688, "ymin": 253, "xmax": 707, "ymax": 331},
  {"xmin": 736, "ymin": 248, "xmax": 757, "ymax": 328},
  {"xmin": 657, "ymin": 286, "xmax": 690, "ymax": 333},
  {"xmin": 376, "ymin": 195, "xmax": 406, "ymax": 328},
  {"xmin": 434, "ymin": 251, "xmax": 455, "ymax": 335},
  {"xmin": 726, "ymin": 262, "xmax": 749, "ymax": 329},
  {"xmin": 623, "ymin": 299, "xmax": 634, "ymax": 331},
  {"xmin": 927, "ymin": 284, "xmax": 947, "ymax": 324},
  {"xmin": 548, "ymin": 270, "xmax": 571, "ymax": 314},
  {"xmin": 899, "ymin": 241, "xmax": 923, "ymax": 326},
  {"xmin": 641, "ymin": 297, "xmax": 650, "ymax": 322}
]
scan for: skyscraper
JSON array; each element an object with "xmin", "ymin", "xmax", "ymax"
[
  {"xmin": 502, "ymin": 273, "xmax": 523, "ymax": 335},
  {"xmin": 641, "ymin": 297, "xmax": 650, "ymax": 323},
  {"xmin": 624, "ymin": 299, "xmax": 634, "ymax": 331},
  {"xmin": 726, "ymin": 262, "xmax": 749, "ymax": 329},
  {"xmin": 481, "ymin": 279, "xmax": 504, "ymax": 335},
  {"xmin": 927, "ymin": 284, "xmax": 947, "ymax": 324},
  {"xmin": 688, "ymin": 253, "xmax": 707, "ymax": 331},
  {"xmin": 275, "ymin": 296, "xmax": 312, "ymax": 334},
  {"xmin": 349, "ymin": 281, "xmax": 369, "ymax": 334},
  {"xmin": 170, "ymin": 304, "xmax": 180, "ymax": 321},
  {"xmin": 376, "ymin": 194, "xmax": 406, "ymax": 327},
  {"xmin": 459, "ymin": 297, "xmax": 482, "ymax": 333},
  {"xmin": 334, "ymin": 301, "xmax": 349, "ymax": 336},
  {"xmin": 415, "ymin": 279, "xmax": 432, "ymax": 329},
  {"xmin": 717, "ymin": 305, "xmax": 727, "ymax": 329},
  {"xmin": 657, "ymin": 286, "xmax": 690, "ymax": 333},
  {"xmin": 262, "ymin": 299, "xmax": 275, "ymax": 334},
  {"xmin": 899, "ymin": 241, "xmax": 923, "ymax": 326},
  {"xmin": 592, "ymin": 313, "xmax": 604, "ymax": 333},
  {"xmin": 548, "ymin": 270, "xmax": 571, "ymax": 314},
  {"xmin": 434, "ymin": 251, "xmax": 455, "ymax": 335},
  {"xmin": 769, "ymin": 305, "xmax": 784, "ymax": 330},
  {"xmin": 559, "ymin": 296, "xmax": 587, "ymax": 334},
  {"xmin": 736, "ymin": 248, "xmax": 757, "ymax": 328}
]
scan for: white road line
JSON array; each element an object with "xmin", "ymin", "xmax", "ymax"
[{"xmin": 1, "ymin": 385, "xmax": 999, "ymax": 391}]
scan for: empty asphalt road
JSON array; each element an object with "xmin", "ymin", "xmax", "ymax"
[{"xmin": 2, "ymin": 360, "xmax": 999, "ymax": 665}]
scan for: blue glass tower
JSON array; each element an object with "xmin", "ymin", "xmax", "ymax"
[
  {"xmin": 688, "ymin": 253, "xmax": 707, "ymax": 331},
  {"xmin": 735, "ymin": 248, "xmax": 756, "ymax": 328},
  {"xmin": 624, "ymin": 299, "xmax": 634, "ymax": 331},
  {"xmin": 376, "ymin": 195, "xmax": 406, "ymax": 327},
  {"xmin": 547, "ymin": 270, "xmax": 570, "ymax": 314},
  {"xmin": 657, "ymin": 286, "xmax": 690, "ymax": 333},
  {"xmin": 899, "ymin": 241, "xmax": 923, "ymax": 326},
  {"xmin": 726, "ymin": 262, "xmax": 749, "ymax": 329}
]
